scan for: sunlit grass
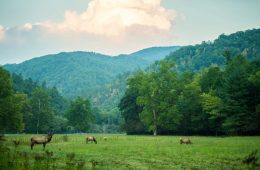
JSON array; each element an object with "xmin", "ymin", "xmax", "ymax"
[{"xmin": 1, "ymin": 134, "xmax": 260, "ymax": 169}]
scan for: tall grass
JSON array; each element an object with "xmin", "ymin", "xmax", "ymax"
[{"xmin": 0, "ymin": 134, "xmax": 260, "ymax": 169}]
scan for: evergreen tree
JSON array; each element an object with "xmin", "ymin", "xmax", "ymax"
[
  {"xmin": 0, "ymin": 67, "xmax": 25, "ymax": 133},
  {"xmin": 222, "ymin": 55, "xmax": 250, "ymax": 134}
]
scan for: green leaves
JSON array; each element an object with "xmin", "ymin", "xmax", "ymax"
[
  {"xmin": 66, "ymin": 97, "xmax": 94, "ymax": 132},
  {"xmin": 120, "ymin": 59, "xmax": 180, "ymax": 135},
  {"xmin": 201, "ymin": 92, "xmax": 223, "ymax": 117},
  {"xmin": 165, "ymin": 29, "xmax": 260, "ymax": 72},
  {"xmin": 120, "ymin": 52, "xmax": 260, "ymax": 135},
  {"xmin": 0, "ymin": 67, "xmax": 25, "ymax": 133}
]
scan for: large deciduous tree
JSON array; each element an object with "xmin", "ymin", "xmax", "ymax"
[
  {"xmin": 118, "ymin": 71, "xmax": 147, "ymax": 134},
  {"xmin": 137, "ymin": 60, "xmax": 180, "ymax": 135},
  {"xmin": 28, "ymin": 88, "xmax": 54, "ymax": 134},
  {"xmin": 66, "ymin": 97, "xmax": 94, "ymax": 132}
]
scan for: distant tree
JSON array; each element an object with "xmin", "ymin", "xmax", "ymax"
[
  {"xmin": 28, "ymin": 88, "xmax": 54, "ymax": 134},
  {"xmin": 176, "ymin": 75, "xmax": 204, "ymax": 135},
  {"xmin": 223, "ymin": 50, "xmax": 232, "ymax": 64},
  {"xmin": 118, "ymin": 71, "xmax": 147, "ymax": 134},
  {"xmin": 0, "ymin": 67, "xmax": 12, "ymax": 98},
  {"xmin": 137, "ymin": 60, "xmax": 180, "ymax": 135},
  {"xmin": 0, "ymin": 67, "xmax": 25, "ymax": 133},
  {"xmin": 49, "ymin": 86, "xmax": 68, "ymax": 116},
  {"xmin": 222, "ymin": 55, "xmax": 250, "ymax": 134},
  {"xmin": 247, "ymin": 68, "xmax": 260, "ymax": 134},
  {"xmin": 66, "ymin": 97, "xmax": 94, "ymax": 132},
  {"xmin": 201, "ymin": 91, "xmax": 223, "ymax": 135},
  {"xmin": 200, "ymin": 66, "xmax": 224, "ymax": 97},
  {"xmin": 12, "ymin": 73, "xmax": 38, "ymax": 96}
]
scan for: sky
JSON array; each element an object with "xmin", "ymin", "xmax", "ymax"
[{"xmin": 0, "ymin": 0, "xmax": 260, "ymax": 64}]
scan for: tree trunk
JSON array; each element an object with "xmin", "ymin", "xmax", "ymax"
[
  {"xmin": 153, "ymin": 110, "xmax": 157, "ymax": 136},
  {"xmin": 36, "ymin": 99, "xmax": 40, "ymax": 134}
]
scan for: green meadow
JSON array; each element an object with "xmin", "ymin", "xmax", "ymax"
[{"xmin": 1, "ymin": 134, "xmax": 260, "ymax": 170}]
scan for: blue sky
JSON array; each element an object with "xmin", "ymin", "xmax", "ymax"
[{"xmin": 0, "ymin": 0, "xmax": 260, "ymax": 64}]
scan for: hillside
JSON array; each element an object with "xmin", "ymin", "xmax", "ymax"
[
  {"xmin": 94, "ymin": 28, "xmax": 260, "ymax": 111},
  {"xmin": 166, "ymin": 28, "xmax": 260, "ymax": 71},
  {"xmin": 129, "ymin": 46, "xmax": 180, "ymax": 62},
  {"xmin": 4, "ymin": 46, "xmax": 179, "ymax": 99},
  {"xmin": 4, "ymin": 29, "xmax": 260, "ymax": 111}
]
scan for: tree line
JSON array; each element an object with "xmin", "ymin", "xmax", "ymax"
[
  {"xmin": 1, "ymin": 52, "xmax": 259, "ymax": 135},
  {"xmin": 0, "ymin": 69, "xmax": 95, "ymax": 134},
  {"xmin": 119, "ymin": 53, "xmax": 260, "ymax": 136}
]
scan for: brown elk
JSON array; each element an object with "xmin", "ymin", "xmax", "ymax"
[
  {"xmin": 13, "ymin": 140, "xmax": 20, "ymax": 148},
  {"xmin": 86, "ymin": 136, "xmax": 97, "ymax": 144},
  {"xmin": 180, "ymin": 137, "xmax": 192, "ymax": 144},
  {"xmin": 31, "ymin": 133, "xmax": 54, "ymax": 150}
]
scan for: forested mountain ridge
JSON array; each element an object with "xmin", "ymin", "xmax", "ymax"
[
  {"xmin": 94, "ymin": 28, "xmax": 260, "ymax": 111},
  {"xmin": 67, "ymin": 28, "xmax": 260, "ymax": 113},
  {"xmin": 129, "ymin": 46, "xmax": 180, "ymax": 61},
  {"xmin": 4, "ymin": 47, "xmax": 179, "ymax": 99},
  {"xmin": 166, "ymin": 28, "xmax": 260, "ymax": 71},
  {"xmin": 1, "ymin": 28, "xmax": 260, "ymax": 135}
]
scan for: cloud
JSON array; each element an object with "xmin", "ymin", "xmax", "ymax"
[
  {"xmin": 42, "ymin": 0, "xmax": 176, "ymax": 37},
  {"xmin": 0, "ymin": 25, "xmax": 5, "ymax": 41},
  {"xmin": 0, "ymin": 0, "xmax": 177, "ymax": 64},
  {"xmin": 23, "ymin": 23, "xmax": 33, "ymax": 30}
]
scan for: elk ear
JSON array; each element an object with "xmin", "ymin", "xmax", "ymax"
[{"xmin": 48, "ymin": 130, "xmax": 54, "ymax": 135}]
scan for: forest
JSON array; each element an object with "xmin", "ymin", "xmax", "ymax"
[
  {"xmin": 0, "ymin": 69, "xmax": 118, "ymax": 134},
  {"xmin": 0, "ymin": 29, "xmax": 260, "ymax": 135},
  {"xmin": 119, "ymin": 54, "xmax": 260, "ymax": 135},
  {"xmin": 1, "ymin": 53, "xmax": 259, "ymax": 136}
]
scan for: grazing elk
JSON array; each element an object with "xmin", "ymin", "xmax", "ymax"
[
  {"xmin": 13, "ymin": 140, "xmax": 20, "ymax": 148},
  {"xmin": 180, "ymin": 137, "xmax": 192, "ymax": 144},
  {"xmin": 31, "ymin": 133, "xmax": 53, "ymax": 150},
  {"xmin": 86, "ymin": 136, "xmax": 97, "ymax": 144}
]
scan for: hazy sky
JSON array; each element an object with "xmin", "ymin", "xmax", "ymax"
[{"xmin": 0, "ymin": 0, "xmax": 260, "ymax": 64}]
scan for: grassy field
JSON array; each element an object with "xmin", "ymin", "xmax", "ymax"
[{"xmin": 0, "ymin": 134, "xmax": 260, "ymax": 170}]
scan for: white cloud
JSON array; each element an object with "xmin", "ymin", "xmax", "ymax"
[
  {"xmin": 0, "ymin": 0, "xmax": 177, "ymax": 64},
  {"xmin": 42, "ymin": 0, "xmax": 176, "ymax": 37},
  {"xmin": 23, "ymin": 23, "xmax": 33, "ymax": 30},
  {"xmin": 0, "ymin": 25, "xmax": 5, "ymax": 41}
]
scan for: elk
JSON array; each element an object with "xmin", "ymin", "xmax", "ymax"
[
  {"xmin": 86, "ymin": 136, "xmax": 97, "ymax": 144},
  {"xmin": 30, "ymin": 133, "xmax": 53, "ymax": 150},
  {"xmin": 13, "ymin": 140, "xmax": 20, "ymax": 148},
  {"xmin": 180, "ymin": 137, "xmax": 192, "ymax": 144}
]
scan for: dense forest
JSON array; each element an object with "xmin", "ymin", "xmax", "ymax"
[
  {"xmin": 119, "ymin": 54, "xmax": 260, "ymax": 135},
  {"xmin": 166, "ymin": 29, "xmax": 260, "ymax": 71},
  {"xmin": 96, "ymin": 28, "xmax": 260, "ymax": 114},
  {"xmin": 0, "ymin": 29, "xmax": 259, "ymax": 135},
  {"xmin": 0, "ymin": 70, "xmax": 122, "ymax": 134},
  {"xmin": 4, "ymin": 47, "xmax": 179, "ymax": 99}
]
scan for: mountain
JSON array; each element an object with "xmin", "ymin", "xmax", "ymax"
[
  {"xmin": 4, "ymin": 46, "xmax": 179, "ymax": 99},
  {"xmin": 4, "ymin": 28, "xmax": 260, "ymax": 110},
  {"xmin": 93, "ymin": 28, "xmax": 260, "ymax": 111},
  {"xmin": 166, "ymin": 28, "xmax": 260, "ymax": 71},
  {"xmin": 129, "ymin": 46, "xmax": 180, "ymax": 61}
]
